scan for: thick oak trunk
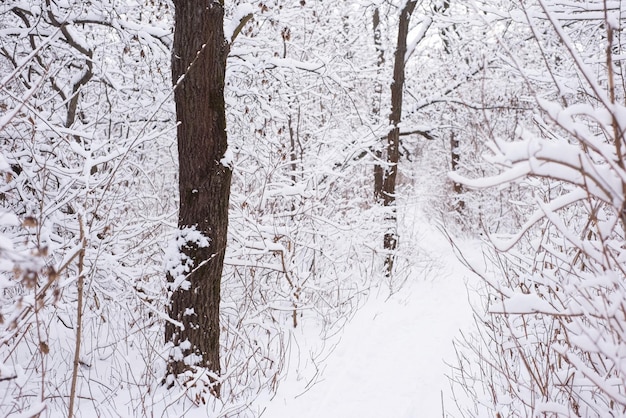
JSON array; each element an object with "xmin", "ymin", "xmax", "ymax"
[{"xmin": 165, "ymin": 0, "xmax": 230, "ymax": 396}]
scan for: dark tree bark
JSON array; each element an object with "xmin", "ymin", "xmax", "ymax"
[
  {"xmin": 381, "ymin": 1, "xmax": 416, "ymax": 276},
  {"xmin": 372, "ymin": 7, "xmax": 385, "ymax": 203},
  {"xmin": 435, "ymin": 0, "xmax": 465, "ymax": 211},
  {"xmin": 450, "ymin": 130, "xmax": 465, "ymax": 210},
  {"xmin": 165, "ymin": 0, "xmax": 231, "ymax": 397}
]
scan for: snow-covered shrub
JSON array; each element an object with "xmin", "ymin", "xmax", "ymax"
[
  {"xmin": 452, "ymin": 1, "xmax": 626, "ymax": 416},
  {"xmin": 0, "ymin": 2, "xmax": 175, "ymax": 416},
  {"xmin": 216, "ymin": 2, "xmax": 386, "ymax": 408}
]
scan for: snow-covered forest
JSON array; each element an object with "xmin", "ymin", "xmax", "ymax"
[{"xmin": 2, "ymin": 0, "xmax": 626, "ymax": 416}]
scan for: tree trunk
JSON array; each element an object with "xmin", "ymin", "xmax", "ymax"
[
  {"xmin": 373, "ymin": 7, "xmax": 385, "ymax": 203},
  {"xmin": 435, "ymin": 0, "xmax": 465, "ymax": 211},
  {"xmin": 450, "ymin": 130, "xmax": 464, "ymax": 210},
  {"xmin": 165, "ymin": 0, "xmax": 230, "ymax": 397},
  {"xmin": 383, "ymin": 1, "xmax": 416, "ymax": 276}
]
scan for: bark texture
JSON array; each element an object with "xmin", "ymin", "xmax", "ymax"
[
  {"xmin": 165, "ymin": 0, "xmax": 230, "ymax": 395},
  {"xmin": 373, "ymin": 7, "xmax": 385, "ymax": 203},
  {"xmin": 382, "ymin": 1, "xmax": 416, "ymax": 275}
]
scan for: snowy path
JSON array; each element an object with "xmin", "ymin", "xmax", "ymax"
[{"xmin": 259, "ymin": 206, "xmax": 477, "ymax": 417}]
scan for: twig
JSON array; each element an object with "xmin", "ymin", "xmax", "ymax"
[{"xmin": 68, "ymin": 215, "xmax": 86, "ymax": 418}]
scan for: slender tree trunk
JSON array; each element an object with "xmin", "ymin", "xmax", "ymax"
[
  {"xmin": 450, "ymin": 130, "xmax": 464, "ymax": 210},
  {"xmin": 373, "ymin": 7, "xmax": 385, "ymax": 203},
  {"xmin": 383, "ymin": 1, "xmax": 416, "ymax": 276},
  {"xmin": 165, "ymin": 0, "xmax": 230, "ymax": 397},
  {"xmin": 435, "ymin": 0, "xmax": 464, "ymax": 211}
]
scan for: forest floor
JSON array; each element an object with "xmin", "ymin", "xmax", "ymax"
[{"xmin": 255, "ymin": 199, "xmax": 482, "ymax": 417}]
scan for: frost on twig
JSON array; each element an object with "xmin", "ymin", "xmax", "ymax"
[{"xmin": 450, "ymin": 1, "xmax": 626, "ymax": 416}]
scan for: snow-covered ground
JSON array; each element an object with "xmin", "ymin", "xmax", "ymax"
[{"xmin": 257, "ymin": 202, "xmax": 480, "ymax": 417}]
